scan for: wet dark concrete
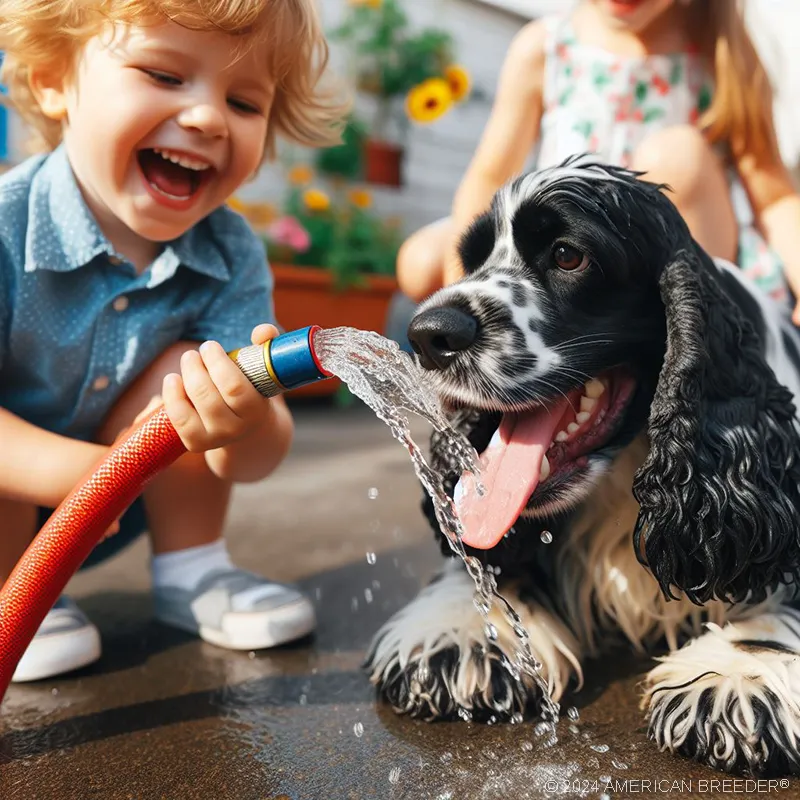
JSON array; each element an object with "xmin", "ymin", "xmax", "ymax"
[{"xmin": 2, "ymin": 402, "xmax": 799, "ymax": 799}]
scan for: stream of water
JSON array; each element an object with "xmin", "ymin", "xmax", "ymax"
[{"xmin": 313, "ymin": 326, "xmax": 561, "ymax": 737}]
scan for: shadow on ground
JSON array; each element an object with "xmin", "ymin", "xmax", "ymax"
[{"xmin": 2, "ymin": 404, "xmax": 798, "ymax": 799}]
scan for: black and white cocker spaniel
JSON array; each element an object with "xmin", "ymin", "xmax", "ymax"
[{"xmin": 365, "ymin": 155, "xmax": 800, "ymax": 776}]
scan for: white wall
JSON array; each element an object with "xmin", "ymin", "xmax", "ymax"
[{"xmin": 236, "ymin": 0, "xmax": 526, "ymax": 236}]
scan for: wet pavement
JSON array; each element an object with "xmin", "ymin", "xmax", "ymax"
[{"xmin": 2, "ymin": 401, "xmax": 799, "ymax": 800}]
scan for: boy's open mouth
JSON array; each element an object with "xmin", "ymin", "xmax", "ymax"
[
  {"xmin": 137, "ymin": 148, "xmax": 214, "ymax": 206},
  {"xmin": 454, "ymin": 368, "xmax": 637, "ymax": 549}
]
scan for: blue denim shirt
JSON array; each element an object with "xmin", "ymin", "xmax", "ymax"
[{"xmin": 0, "ymin": 144, "xmax": 275, "ymax": 441}]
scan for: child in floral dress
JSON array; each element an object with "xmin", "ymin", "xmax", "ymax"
[{"xmin": 398, "ymin": 0, "xmax": 800, "ymax": 316}]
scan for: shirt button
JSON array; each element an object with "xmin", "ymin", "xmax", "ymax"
[
  {"xmin": 113, "ymin": 296, "xmax": 129, "ymax": 312},
  {"xmin": 92, "ymin": 375, "xmax": 110, "ymax": 391}
]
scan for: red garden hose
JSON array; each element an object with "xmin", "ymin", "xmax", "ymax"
[{"xmin": 0, "ymin": 326, "xmax": 330, "ymax": 702}]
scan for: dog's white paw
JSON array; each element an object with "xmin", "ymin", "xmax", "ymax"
[
  {"xmin": 364, "ymin": 560, "xmax": 582, "ymax": 721},
  {"xmin": 643, "ymin": 610, "xmax": 800, "ymax": 775}
]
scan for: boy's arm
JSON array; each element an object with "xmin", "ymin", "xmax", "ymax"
[
  {"xmin": 0, "ymin": 406, "xmax": 107, "ymax": 508},
  {"xmin": 735, "ymin": 151, "xmax": 800, "ymax": 320},
  {"xmin": 179, "ymin": 216, "xmax": 292, "ymax": 482},
  {"xmin": 443, "ymin": 20, "xmax": 548, "ymax": 284}
]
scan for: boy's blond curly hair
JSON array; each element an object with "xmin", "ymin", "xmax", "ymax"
[{"xmin": 0, "ymin": 0, "xmax": 348, "ymax": 157}]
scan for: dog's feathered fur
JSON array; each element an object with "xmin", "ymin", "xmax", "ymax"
[{"xmin": 365, "ymin": 156, "xmax": 800, "ymax": 776}]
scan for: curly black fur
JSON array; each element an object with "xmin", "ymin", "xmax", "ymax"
[{"xmin": 633, "ymin": 245, "xmax": 800, "ymax": 605}]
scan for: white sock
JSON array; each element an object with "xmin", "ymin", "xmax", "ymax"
[{"xmin": 151, "ymin": 539, "xmax": 235, "ymax": 591}]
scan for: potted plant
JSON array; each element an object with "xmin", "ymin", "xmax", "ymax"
[
  {"xmin": 328, "ymin": 0, "xmax": 471, "ymax": 187},
  {"xmin": 230, "ymin": 166, "xmax": 402, "ymax": 398}
]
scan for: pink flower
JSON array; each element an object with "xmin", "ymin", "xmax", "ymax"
[{"xmin": 266, "ymin": 215, "xmax": 311, "ymax": 253}]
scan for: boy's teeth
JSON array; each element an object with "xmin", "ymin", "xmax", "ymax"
[
  {"xmin": 554, "ymin": 431, "xmax": 569, "ymax": 443},
  {"xmin": 576, "ymin": 411, "xmax": 591, "ymax": 424},
  {"xmin": 567, "ymin": 422, "xmax": 580, "ymax": 434},
  {"xmin": 584, "ymin": 378, "xmax": 605, "ymax": 399},
  {"xmin": 540, "ymin": 454, "xmax": 550, "ymax": 480},
  {"xmin": 580, "ymin": 395, "xmax": 597, "ymax": 413},
  {"xmin": 152, "ymin": 148, "xmax": 210, "ymax": 171}
]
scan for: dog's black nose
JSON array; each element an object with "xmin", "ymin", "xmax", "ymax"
[{"xmin": 407, "ymin": 306, "xmax": 478, "ymax": 370}]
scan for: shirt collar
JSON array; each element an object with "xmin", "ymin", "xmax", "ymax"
[{"xmin": 24, "ymin": 144, "xmax": 230, "ymax": 283}]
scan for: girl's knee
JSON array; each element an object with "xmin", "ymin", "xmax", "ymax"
[
  {"xmin": 632, "ymin": 125, "xmax": 726, "ymax": 205},
  {"xmin": 396, "ymin": 219, "xmax": 452, "ymax": 302}
]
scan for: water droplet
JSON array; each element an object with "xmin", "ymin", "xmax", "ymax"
[
  {"xmin": 473, "ymin": 595, "xmax": 491, "ymax": 615},
  {"xmin": 440, "ymin": 752, "xmax": 453, "ymax": 763},
  {"xmin": 612, "ymin": 758, "xmax": 628, "ymax": 770},
  {"xmin": 353, "ymin": 722, "xmax": 364, "ymax": 738},
  {"xmin": 567, "ymin": 706, "xmax": 579, "ymax": 721},
  {"xmin": 364, "ymin": 588, "xmax": 373, "ymax": 603},
  {"xmin": 368, "ymin": 487, "xmax": 379, "ymax": 500},
  {"xmin": 389, "ymin": 766, "xmax": 401, "ymax": 785},
  {"xmin": 51, "ymin": 687, "xmax": 59, "ymax": 696},
  {"xmin": 520, "ymin": 741, "xmax": 534, "ymax": 752},
  {"xmin": 540, "ymin": 530, "xmax": 553, "ymax": 544},
  {"xmin": 511, "ymin": 712, "xmax": 524, "ymax": 725},
  {"xmin": 366, "ymin": 551, "xmax": 377, "ymax": 565},
  {"xmin": 591, "ymin": 744, "xmax": 610, "ymax": 753},
  {"xmin": 600, "ymin": 794, "xmax": 611, "ymax": 800},
  {"xmin": 351, "ymin": 597, "xmax": 359, "ymax": 612},
  {"xmin": 568, "ymin": 724, "xmax": 580, "ymax": 735},
  {"xmin": 534, "ymin": 721, "xmax": 551, "ymax": 737},
  {"xmin": 248, "ymin": 651, "xmax": 256, "ymax": 660},
  {"xmin": 485, "ymin": 623, "xmax": 498, "ymax": 641}
]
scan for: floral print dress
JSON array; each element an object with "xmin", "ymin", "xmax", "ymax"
[{"xmin": 535, "ymin": 15, "xmax": 787, "ymax": 302}]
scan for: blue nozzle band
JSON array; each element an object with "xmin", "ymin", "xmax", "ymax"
[{"xmin": 268, "ymin": 325, "xmax": 328, "ymax": 389}]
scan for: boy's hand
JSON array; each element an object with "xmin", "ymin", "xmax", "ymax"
[{"xmin": 161, "ymin": 326, "xmax": 279, "ymax": 453}]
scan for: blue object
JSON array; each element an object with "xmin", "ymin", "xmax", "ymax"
[
  {"xmin": 269, "ymin": 325, "xmax": 329, "ymax": 389},
  {"xmin": 0, "ymin": 144, "xmax": 277, "ymax": 443}
]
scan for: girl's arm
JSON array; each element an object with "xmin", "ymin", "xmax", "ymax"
[
  {"xmin": 442, "ymin": 20, "xmax": 548, "ymax": 284},
  {"xmin": 736, "ymin": 152, "xmax": 800, "ymax": 322}
]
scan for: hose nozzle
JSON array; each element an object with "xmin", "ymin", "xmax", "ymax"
[{"xmin": 229, "ymin": 325, "xmax": 331, "ymax": 398}]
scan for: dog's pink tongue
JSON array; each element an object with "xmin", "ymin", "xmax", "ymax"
[{"xmin": 456, "ymin": 398, "xmax": 570, "ymax": 550}]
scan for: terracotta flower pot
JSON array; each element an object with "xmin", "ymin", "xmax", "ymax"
[
  {"xmin": 364, "ymin": 139, "xmax": 404, "ymax": 188},
  {"xmin": 271, "ymin": 264, "xmax": 399, "ymax": 399}
]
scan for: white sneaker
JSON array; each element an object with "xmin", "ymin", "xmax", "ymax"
[
  {"xmin": 12, "ymin": 596, "xmax": 102, "ymax": 683},
  {"xmin": 153, "ymin": 568, "xmax": 316, "ymax": 651}
]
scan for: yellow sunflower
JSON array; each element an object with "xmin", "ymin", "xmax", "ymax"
[
  {"xmin": 405, "ymin": 78, "xmax": 453, "ymax": 124},
  {"xmin": 288, "ymin": 163, "xmax": 314, "ymax": 186},
  {"xmin": 226, "ymin": 196, "xmax": 247, "ymax": 213},
  {"xmin": 348, "ymin": 188, "xmax": 373, "ymax": 209},
  {"xmin": 303, "ymin": 188, "xmax": 331, "ymax": 212},
  {"xmin": 445, "ymin": 65, "xmax": 471, "ymax": 102}
]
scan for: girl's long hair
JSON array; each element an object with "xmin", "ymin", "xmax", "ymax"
[{"xmin": 693, "ymin": 0, "xmax": 782, "ymax": 165}]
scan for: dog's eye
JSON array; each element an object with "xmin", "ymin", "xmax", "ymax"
[{"xmin": 553, "ymin": 244, "xmax": 589, "ymax": 272}]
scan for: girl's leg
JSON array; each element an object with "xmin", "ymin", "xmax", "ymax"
[
  {"xmin": 631, "ymin": 125, "xmax": 738, "ymax": 262},
  {"xmin": 396, "ymin": 217, "xmax": 454, "ymax": 303}
]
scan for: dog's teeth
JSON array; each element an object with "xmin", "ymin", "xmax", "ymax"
[
  {"xmin": 540, "ymin": 454, "xmax": 550, "ymax": 480},
  {"xmin": 555, "ymin": 431, "xmax": 569, "ymax": 442},
  {"xmin": 576, "ymin": 411, "xmax": 591, "ymax": 424},
  {"xmin": 567, "ymin": 422, "xmax": 580, "ymax": 434},
  {"xmin": 579, "ymin": 396, "xmax": 596, "ymax": 413},
  {"xmin": 584, "ymin": 379, "xmax": 605, "ymax": 399}
]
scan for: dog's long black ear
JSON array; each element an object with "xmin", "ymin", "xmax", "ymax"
[{"xmin": 633, "ymin": 245, "xmax": 800, "ymax": 605}]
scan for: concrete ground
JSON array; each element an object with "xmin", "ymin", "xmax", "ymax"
[{"xmin": 1, "ymin": 401, "xmax": 798, "ymax": 800}]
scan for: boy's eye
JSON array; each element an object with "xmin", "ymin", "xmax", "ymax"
[
  {"xmin": 140, "ymin": 68, "xmax": 182, "ymax": 86},
  {"xmin": 228, "ymin": 97, "xmax": 261, "ymax": 115}
]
